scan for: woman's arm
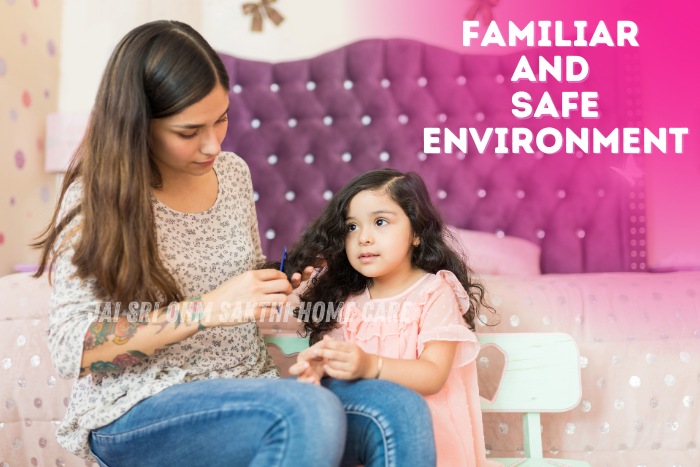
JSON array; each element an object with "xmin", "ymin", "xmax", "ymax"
[
  {"xmin": 50, "ymin": 236, "xmax": 291, "ymax": 379},
  {"xmin": 294, "ymin": 336, "xmax": 457, "ymax": 396},
  {"xmin": 49, "ymin": 171, "xmax": 292, "ymax": 378},
  {"xmin": 79, "ymin": 303, "xmax": 201, "ymax": 377},
  {"xmin": 79, "ymin": 269, "xmax": 293, "ymax": 376}
]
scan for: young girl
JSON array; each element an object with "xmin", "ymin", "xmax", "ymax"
[{"xmin": 288, "ymin": 168, "xmax": 499, "ymax": 467}]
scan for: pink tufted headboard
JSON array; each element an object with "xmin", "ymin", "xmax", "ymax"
[{"xmin": 219, "ymin": 39, "xmax": 645, "ymax": 274}]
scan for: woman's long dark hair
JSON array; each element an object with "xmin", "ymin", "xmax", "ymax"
[
  {"xmin": 287, "ymin": 169, "xmax": 492, "ymax": 344},
  {"xmin": 32, "ymin": 20, "xmax": 230, "ymax": 306}
]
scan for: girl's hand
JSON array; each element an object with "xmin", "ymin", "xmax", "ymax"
[
  {"xmin": 315, "ymin": 335, "xmax": 379, "ymax": 380},
  {"xmin": 289, "ymin": 340, "xmax": 326, "ymax": 384},
  {"xmin": 202, "ymin": 269, "xmax": 292, "ymax": 327}
]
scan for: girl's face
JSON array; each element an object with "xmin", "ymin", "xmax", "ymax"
[
  {"xmin": 345, "ymin": 189, "xmax": 419, "ymax": 285},
  {"xmin": 149, "ymin": 85, "xmax": 229, "ymax": 184}
]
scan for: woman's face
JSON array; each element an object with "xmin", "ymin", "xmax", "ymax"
[{"xmin": 149, "ymin": 85, "xmax": 229, "ymax": 183}]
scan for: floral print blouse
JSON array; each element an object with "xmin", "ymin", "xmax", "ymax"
[{"xmin": 47, "ymin": 152, "xmax": 277, "ymax": 459}]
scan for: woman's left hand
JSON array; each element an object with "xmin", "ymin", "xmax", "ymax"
[
  {"xmin": 314, "ymin": 335, "xmax": 379, "ymax": 380},
  {"xmin": 290, "ymin": 266, "xmax": 315, "ymax": 289}
]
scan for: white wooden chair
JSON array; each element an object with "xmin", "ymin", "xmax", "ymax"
[
  {"xmin": 478, "ymin": 333, "xmax": 590, "ymax": 467},
  {"xmin": 264, "ymin": 332, "xmax": 590, "ymax": 467}
]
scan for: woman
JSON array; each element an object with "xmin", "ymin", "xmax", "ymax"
[{"xmin": 33, "ymin": 20, "xmax": 435, "ymax": 466}]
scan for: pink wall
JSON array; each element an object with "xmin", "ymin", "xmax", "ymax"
[
  {"xmin": 635, "ymin": 0, "xmax": 700, "ymax": 270},
  {"xmin": 363, "ymin": 0, "xmax": 700, "ymax": 270},
  {"xmin": 0, "ymin": 0, "xmax": 62, "ymax": 276}
]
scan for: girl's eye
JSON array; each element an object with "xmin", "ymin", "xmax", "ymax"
[
  {"xmin": 375, "ymin": 219, "xmax": 388, "ymax": 227},
  {"xmin": 179, "ymin": 132, "xmax": 197, "ymax": 140},
  {"xmin": 346, "ymin": 224, "xmax": 357, "ymax": 232}
]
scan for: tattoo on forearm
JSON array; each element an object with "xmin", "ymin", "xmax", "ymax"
[
  {"xmin": 87, "ymin": 350, "xmax": 149, "ymax": 373},
  {"xmin": 81, "ymin": 303, "xmax": 197, "ymax": 375},
  {"xmin": 84, "ymin": 321, "xmax": 115, "ymax": 350},
  {"xmin": 154, "ymin": 302, "xmax": 202, "ymax": 333},
  {"xmin": 112, "ymin": 320, "xmax": 145, "ymax": 344},
  {"xmin": 153, "ymin": 322, "xmax": 169, "ymax": 334},
  {"xmin": 84, "ymin": 320, "xmax": 145, "ymax": 350}
]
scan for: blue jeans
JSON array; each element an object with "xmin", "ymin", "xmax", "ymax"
[
  {"xmin": 321, "ymin": 378, "xmax": 436, "ymax": 467},
  {"xmin": 89, "ymin": 378, "xmax": 435, "ymax": 467}
]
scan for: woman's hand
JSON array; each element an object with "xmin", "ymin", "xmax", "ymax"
[
  {"xmin": 289, "ymin": 266, "xmax": 315, "ymax": 290},
  {"xmin": 312, "ymin": 335, "xmax": 379, "ymax": 380},
  {"xmin": 202, "ymin": 269, "xmax": 292, "ymax": 327}
]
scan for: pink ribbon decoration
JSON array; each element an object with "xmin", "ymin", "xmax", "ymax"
[
  {"xmin": 262, "ymin": 0, "xmax": 284, "ymax": 26},
  {"xmin": 466, "ymin": 0, "xmax": 500, "ymax": 23},
  {"xmin": 242, "ymin": 3, "xmax": 264, "ymax": 32},
  {"xmin": 242, "ymin": 0, "xmax": 284, "ymax": 32}
]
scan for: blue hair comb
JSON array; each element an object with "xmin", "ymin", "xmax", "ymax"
[
  {"xmin": 279, "ymin": 245, "xmax": 287, "ymax": 274},
  {"xmin": 277, "ymin": 246, "xmax": 287, "ymax": 314}
]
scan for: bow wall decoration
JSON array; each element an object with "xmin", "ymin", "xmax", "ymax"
[
  {"xmin": 242, "ymin": 0, "xmax": 285, "ymax": 32},
  {"xmin": 466, "ymin": 0, "xmax": 500, "ymax": 23}
]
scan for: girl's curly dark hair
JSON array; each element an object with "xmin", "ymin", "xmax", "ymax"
[{"xmin": 286, "ymin": 168, "xmax": 493, "ymax": 345}]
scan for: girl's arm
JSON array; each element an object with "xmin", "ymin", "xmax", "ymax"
[
  {"xmin": 306, "ymin": 335, "xmax": 457, "ymax": 396},
  {"xmin": 288, "ymin": 339, "xmax": 327, "ymax": 384},
  {"xmin": 371, "ymin": 341, "xmax": 457, "ymax": 395}
]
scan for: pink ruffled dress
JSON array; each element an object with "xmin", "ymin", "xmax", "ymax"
[{"xmin": 328, "ymin": 270, "xmax": 496, "ymax": 467}]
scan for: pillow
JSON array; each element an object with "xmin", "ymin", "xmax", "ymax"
[{"xmin": 446, "ymin": 226, "xmax": 542, "ymax": 276}]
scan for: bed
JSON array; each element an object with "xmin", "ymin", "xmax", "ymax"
[{"xmin": 1, "ymin": 39, "xmax": 698, "ymax": 466}]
